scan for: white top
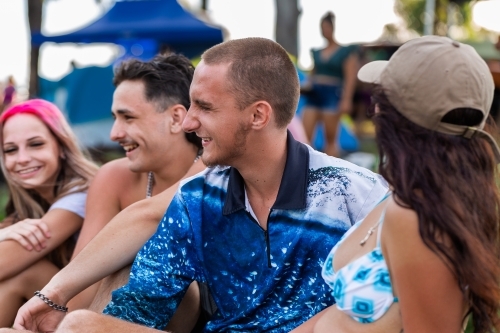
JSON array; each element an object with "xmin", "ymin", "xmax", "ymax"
[{"xmin": 49, "ymin": 191, "xmax": 87, "ymax": 218}]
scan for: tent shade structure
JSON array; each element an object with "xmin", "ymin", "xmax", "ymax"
[
  {"xmin": 31, "ymin": 0, "xmax": 224, "ymax": 58},
  {"xmin": 32, "ymin": 0, "xmax": 225, "ymax": 148},
  {"xmin": 39, "ymin": 66, "xmax": 117, "ymax": 148}
]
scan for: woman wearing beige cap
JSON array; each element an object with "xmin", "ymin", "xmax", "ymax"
[{"xmin": 292, "ymin": 36, "xmax": 500, "ymax": 333}]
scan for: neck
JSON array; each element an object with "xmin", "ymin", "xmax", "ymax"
[
  {"xmin": 326, "ymin": 37, "xmax": 336, "ymax": 46},
  {"xmin": 150, "ymin": 141, "xmax": 199, "ymax": 193},
  {"xmin": 36, "ymin": 187, "xmax": 55, "ymax": 205},
  {"xmin": 235, "ymin": 130, "xmax": 288, "ymax": 205}
]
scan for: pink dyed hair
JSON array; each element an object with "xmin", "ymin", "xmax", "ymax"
[{"xmin": 0, "ymin": 99, "xmax": 67, "ymax": 135}]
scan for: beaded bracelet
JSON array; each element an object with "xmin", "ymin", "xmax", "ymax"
[{"xmin": 34, "ymin": 291, "xmax": 68, "ymax": 313}]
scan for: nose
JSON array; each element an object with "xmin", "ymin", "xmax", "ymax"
[
  {"xmin": 182, "ymin": 107, "xmax": 200, "ymax": 133},
  {"xmin": 110, "ymin": 119, "xmax": 125, "ymax": 142},
  {"xmin": 16, "ymin": 147, "xmax": 31, "ymax": 164}
]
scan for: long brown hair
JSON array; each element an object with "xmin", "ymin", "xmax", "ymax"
[
  {"xmin": 371, "ymin": 87, "xmax": 500, "ymax": 332},
  {"xmin": 0, "ymin": 99, "xmax": 98, "ymax": 268}
]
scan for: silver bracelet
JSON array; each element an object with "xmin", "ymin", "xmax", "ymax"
[{"xmin": 34, "ymin": 291, "xmax": 68, "ymax": 312}]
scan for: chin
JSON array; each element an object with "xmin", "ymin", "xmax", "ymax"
[
  {"xmin": 201, "ymin": 155, "xmax": 231, "ymax": 168},
  {"xmin": 19, "ymin": 182, "xmax": 38, "ymax": 190},
  {"xmin": 128, "ymin": 162, "xmax": 147, "ymax": 173}
]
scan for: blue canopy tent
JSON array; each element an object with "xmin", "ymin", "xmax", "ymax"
[
  {"xmin": 32, "ymin": 0, "xmax": 224, "ymax": 59},
  {"xmin": 33, "ymin": 0, "xmax": 224, "ymax": 147}
]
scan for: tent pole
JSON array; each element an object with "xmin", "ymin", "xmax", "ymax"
[{"xmin": 424, "ymin": 0, "xmax": 435, "ymax": 35}]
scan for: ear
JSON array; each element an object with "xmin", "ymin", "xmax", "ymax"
[
  {"xmin": 250, "ymin": 101, "xmax": 273, "ymax": 130},
  {"xmin": 169, "ymin": 104, "xmax": 188, "ymax": 134}
]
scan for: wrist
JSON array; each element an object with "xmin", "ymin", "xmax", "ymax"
[
  {"xmin": 34, "ymin": 291, "xmax": 68, "ymax": 312},
  {"xmin": 41, "ymin": 283, "xmax": 71, "ymax": 306}
]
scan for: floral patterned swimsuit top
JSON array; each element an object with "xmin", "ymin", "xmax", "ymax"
[{"xmin": 322, "ymin": 195, "xmax": 398, "ymax": 323}]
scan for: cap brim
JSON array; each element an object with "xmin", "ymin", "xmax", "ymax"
[{"xmin": 357, "ymin": 60, "xmax": 388, "ymax": 84}]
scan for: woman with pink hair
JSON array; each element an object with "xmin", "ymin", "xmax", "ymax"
[{"xmin": 0, "ymin": 99, "xmax": 98, "ymax": 327}]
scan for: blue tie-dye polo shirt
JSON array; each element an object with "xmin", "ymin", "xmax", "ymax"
[{"xmin": 103, "ymin": 133, "xmax": 388, "ymax": 332}]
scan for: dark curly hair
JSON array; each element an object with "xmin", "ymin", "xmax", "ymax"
[
  {"xmin": 370, "ymin": 86, "xmax": 500, "ymax": 333},
  {"xmin": 113, "ymin": 53, "xmax": 202, "ymax": 150}
]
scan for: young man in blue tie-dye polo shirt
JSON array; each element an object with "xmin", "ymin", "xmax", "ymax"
[{"xmin": 16, "ymin": 38, "xmax": 388, "ymax": 333}]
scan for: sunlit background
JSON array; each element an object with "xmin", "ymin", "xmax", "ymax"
[{"xmin": 0, "ymin": 0, "xmax": 499, "ymax": 93}]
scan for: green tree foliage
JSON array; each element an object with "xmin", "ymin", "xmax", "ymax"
[{"xmin": 395, "ymin": 0, "xmax": 475, "ymax": 37}]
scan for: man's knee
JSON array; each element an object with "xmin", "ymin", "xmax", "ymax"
[{"xmin": 56, "ymin": 309, "xmax": 95, "ymax": 332}]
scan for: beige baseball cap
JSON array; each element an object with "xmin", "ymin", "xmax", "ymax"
[{"xmin": 358, "ymin": 35, "xmax": 500, "ymax": 157}]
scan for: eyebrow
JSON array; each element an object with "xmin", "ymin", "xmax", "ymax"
[
  {"xmin": 111, "ymin": 108, "xmax": 135, "ymax": 116},
  {"xmin": 3, "ymin": 136, "xmax": 43, "ymax": 146},
  {"xmin": 192, "ymin": 99, "xmax": 214, "ymax": 109}
]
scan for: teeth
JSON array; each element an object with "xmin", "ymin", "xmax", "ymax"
[
  {"xmin": 18, "ymin": 167, "xmax": 40, "ymax": 174},
  {"xmin": 123, "ymin": 144, "xmax": 138, "ymax": 152},
  {"xmin": 202, "ymin": 138, "xmax": 212, "ymax": 143}
]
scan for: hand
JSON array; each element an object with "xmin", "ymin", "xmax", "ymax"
[
  {"xmin": 0, "ymin": 219, "xmax": 51, "ymax": 251},
  {"xmin": 14, "ymin": 296, "xmax": 67, "ymax": 333},
  {"xmin": 338, "ymin": 99, "xmax": 353, "ymax": 115}
]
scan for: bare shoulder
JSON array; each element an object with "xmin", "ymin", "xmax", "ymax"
[
  {"xmin": 96, "ymin": 158, "xmax": 136, "ymax": 180},
  {"xmin": 382, "ymin": 197, "xmax": 419, "ymax": 240},
  {"xmin": 91, "ymin": 158, "xmax": 141, "ymax": 191},
  {"xmin": 381, "ymin": 196, "xmax": 452, "ymax": 283},
  {"xmin": 380, "ymin": 197, "xmax": 424, "ymax": 267},
  {"xmin": 87, "ymin": 158, "xmax": 145, "ymax": 209}
]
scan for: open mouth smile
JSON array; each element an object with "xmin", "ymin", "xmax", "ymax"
[
  {"xmin": 122, "ymin": 144, "xmax": 139, "ymax": 152},
  {"xmin": 200, "ymin": 137, "xmax": 212, "ymax": 146},
  {"xmin": 17, "ymin": 166, "xmax": 42, "ymax": 175}
]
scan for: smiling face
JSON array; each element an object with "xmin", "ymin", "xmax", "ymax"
[
  {"xmin": 2, "ymin": 114, "xmax": 61, "ymax": 201},
  {"xmin": 110, "ymin": 80, "xmax": 172, "ymax": 173},
  {"xmin": 182, "ymin": 61, "xmax": 252, "ymax": 167}
]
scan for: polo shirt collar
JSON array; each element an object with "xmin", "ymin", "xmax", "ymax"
[{"xmin": 222, "ymin": 131, "xmax": 309, "ymax": 215}]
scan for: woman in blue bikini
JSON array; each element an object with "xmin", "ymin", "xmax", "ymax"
[
  {"xmin": 301, "ymin": 12, "xmax": 358, "ymax": 157},
  {"xmin": 294, "ymin": 36, "xmax": 500, "ymax": 333}
]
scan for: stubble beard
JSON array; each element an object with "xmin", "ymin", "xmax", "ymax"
[{"xmin": 201, "ymin": 121, "xmax": 251, "ymax": 168}]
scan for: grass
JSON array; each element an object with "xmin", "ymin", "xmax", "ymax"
[{"xmin": 0, "ymin": 184, "xmax": 8, "ymax": 222}]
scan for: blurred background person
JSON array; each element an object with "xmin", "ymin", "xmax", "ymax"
[
  {"xmin": 0, "ymin": 99, "xmax": 98, "ymax": 327},
  {"xmin": 2, "ymin": 76, "xmax": 16, "ymax": 113},
  {"xmin": 301, "ymin": 11, "xmax": 359, "ymax": 157}
]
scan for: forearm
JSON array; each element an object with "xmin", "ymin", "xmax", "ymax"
[
  {"xmin": 0, "ymin": 212, "xmax": 82, "ymax": 281},
  {"xmin": 67, "ymin": 283, "xmax": 101, "ymax": 311},
  {"xmin": 44, "ymin": 190, "xmax": 173, "ymax": 304},
  {"xmin": 103, "ymin": 194, "xmax": 200, "ymax": 330}
]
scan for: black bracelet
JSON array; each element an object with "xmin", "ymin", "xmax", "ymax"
[{"xmin": 34, "ymin": 291, "xmax": 68, "ymax": 313}]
